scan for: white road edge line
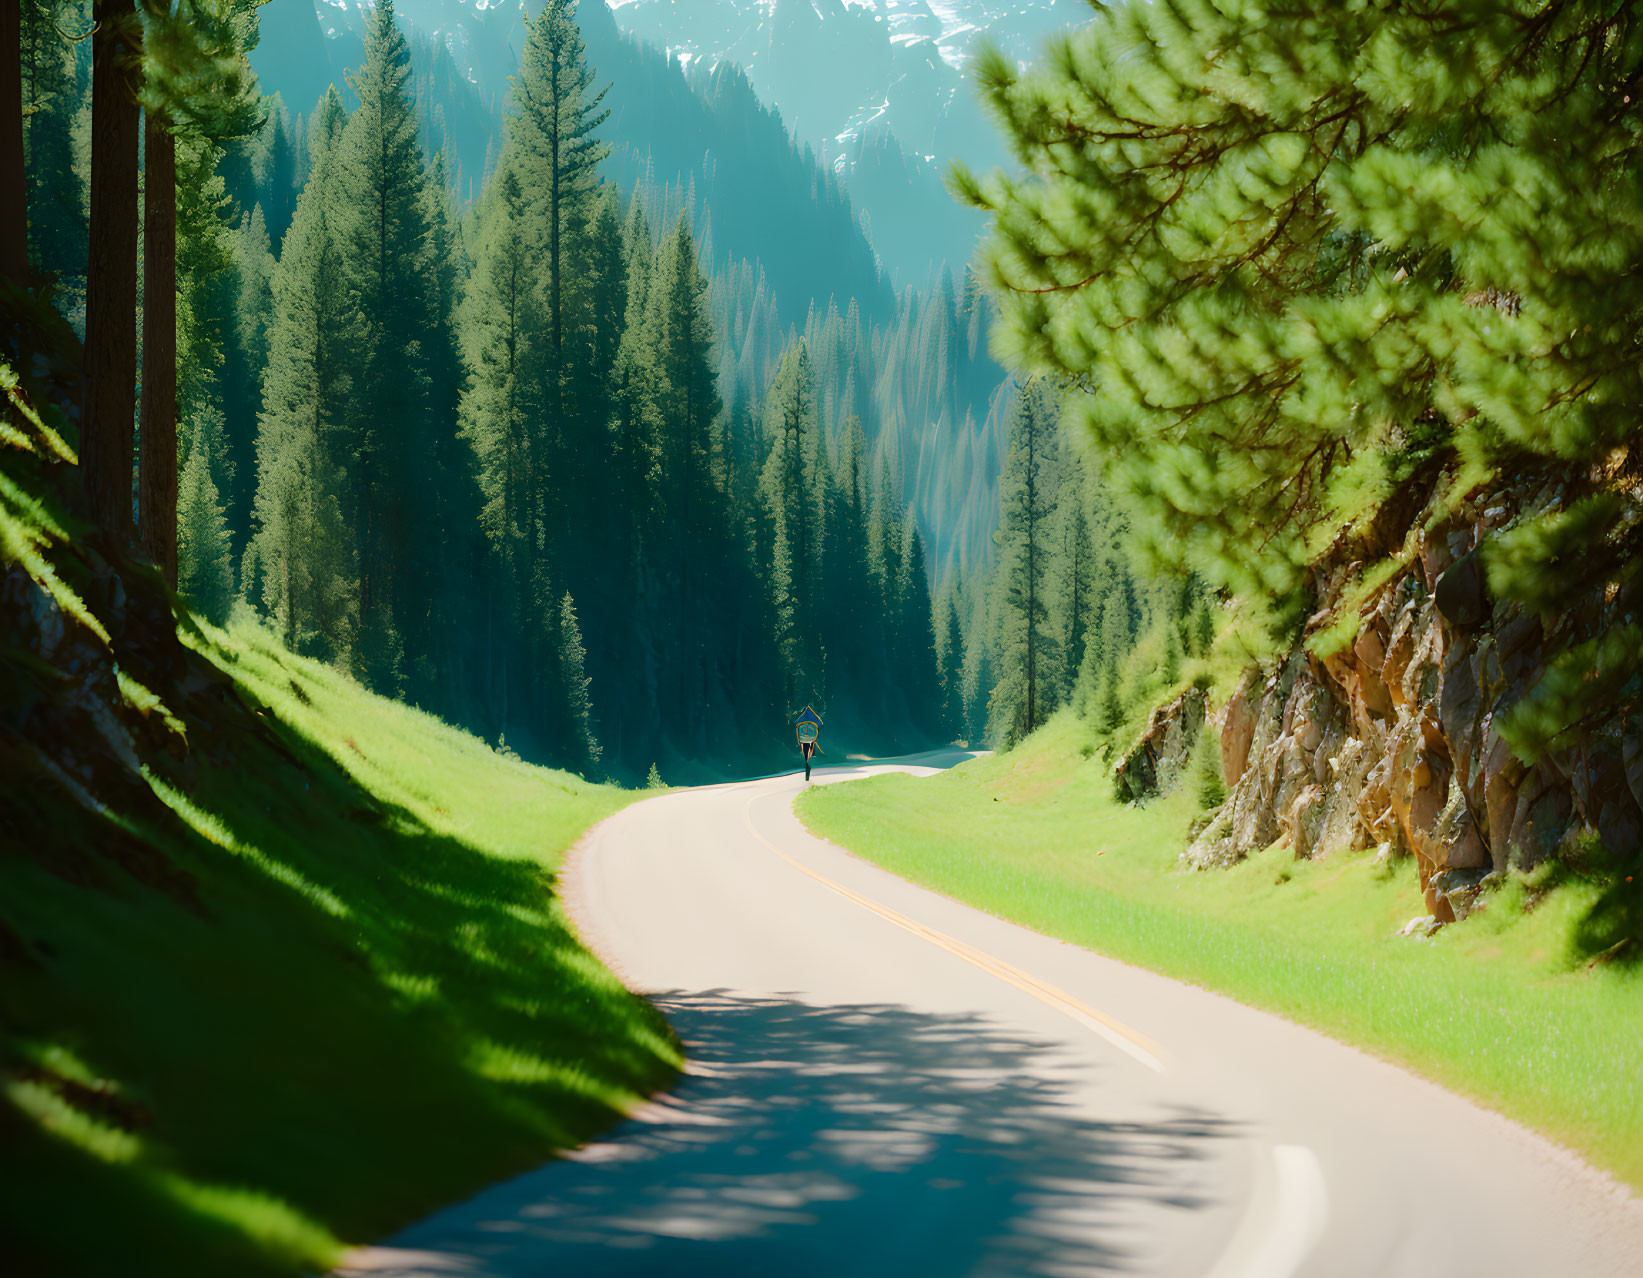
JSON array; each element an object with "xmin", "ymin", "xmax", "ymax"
[
  {"xmin": 744, "ymin": 794, "xmax": 1168, "ymax": 1074},
  {"xmin": 1206, "ymin": 1144, "xmax": 1329, "ymax": 1278}
]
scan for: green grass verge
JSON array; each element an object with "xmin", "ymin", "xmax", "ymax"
[
  {"xmin": 796, "ymin": 713, "xmax": 1643, "ymax": 1192},
  {"xmin": 3, "ymin": 617, "xmax": 681, "ymax": 1277}
]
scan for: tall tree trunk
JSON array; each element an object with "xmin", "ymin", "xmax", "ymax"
[
  {"xmin": 82, "ymin": 0, "xmax": 141, "ymax": 532},
  {"xmin": 139, "ymin": 111, "xmax": 178, "ymax": 585},
  {"xmin": 0, "ymin": 0, "xmax": 27, "ymax": 287}
]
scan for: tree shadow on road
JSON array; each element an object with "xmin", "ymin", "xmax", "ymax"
[{"xmin": 347, "ymin": 990, "xmax": 1239, "ymax": 1277}]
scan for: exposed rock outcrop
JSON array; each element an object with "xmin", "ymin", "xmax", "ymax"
[
  {"xmin": 1114, "ymin": 685, "xmax": 1207, "ymax": 803},
  {"xmin": 1183, "ymin": 474, "xmax": 1643, "ymax": 924}
]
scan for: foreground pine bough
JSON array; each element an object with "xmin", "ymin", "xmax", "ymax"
[{"xmin": 961, "ymin": 0, "xmax": 1643, "ymax": 921}]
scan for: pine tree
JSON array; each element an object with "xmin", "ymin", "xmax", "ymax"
[
  {"xmin": 1194, "ymin": 598, "xmax": 1216, "ymax": 657},
  {"xmin": 1094, "ymin": 568, "xmax": 1132, "ymax": 676},
  {"xmin": 255, "ymin": 93, "xmax": 297, "ymax": 245},
  {"xmin": 864, "ymin": 451, "xmax": 895, "ymax": 616},
  {"xmin": 1162, "ymin": 625, "xmax": 1182, "ymax": 688},
  {"xmin": 245, "ymin": 405, "xmax": 355, "ymax": 657},
  {"xmin": 559, "ymin": 592, "xmax": 601, "ymax": 775},
  {"xmin": 177, "ymin": 441, "xmax": 235, "ymax": 624},
  {"xmin": 333, "ymin": 0, "xmax": 437, "ymax": 690},
  {"xmin": 1056, "ymin": 448, "xmax": 1096, "ymax": 697},
  {"xmin": 602, "ymin": 199, "xmax": 662, "ymax": 745},
  {"xmin": 19, "ymin": 0, "xmax": 86, "ymax": 282},
  {"xmin": 469, "ymin": 0, "xmax": 612, "ymax": 658},
  {"xmin": 759, "ymin": 341, "xmax": 825, "ymax": 706},
  {"xmin": 966, "ymin": 608, "xmax": 995, "ymax": 746},
  {"xmin": 894, "ymin": 506, "xmax": 939, "ymax": 729},
  {"xmin": 821, "ymin": 416, "xmax": 872, "ymax": 696},
  {"xmin": 218, "ymin": 203, "xmax": 275, "ymax": 544},
  {"xmin": 609, "ymin": 197, "xmax": 660, "ymax": 534},
  {"xmin": 1099, "ymin": 663, "xmax": 1124, "ymax": 736},
  {"xmin": 652, "ymin": 217, "xmax": 723, "ymax": 539},
  {"xmin": 243, "ymin": 84, "xmax": 357, "ymax": 660},
  {"xmin": 938, "ymin": 591, "xmax": 965, "ymax": 740},
  {"xmin": 988, "ymin": 379, "xmax": 1063, "ymax": 747},
  {"xmin": 652, "ymin": 217, "xmax": 731, "ymax": 741}
]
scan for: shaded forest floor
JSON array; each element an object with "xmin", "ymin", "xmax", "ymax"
[{"xmin": 796, "ymin": 713, "xmax": 1643, "ymax": 1193}]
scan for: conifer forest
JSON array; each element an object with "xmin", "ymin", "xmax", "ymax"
[{"xmin": 11, "ymin": 0, "xmax": 1065, "ymax": 780}]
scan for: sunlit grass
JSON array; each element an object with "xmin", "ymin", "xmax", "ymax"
[
  {"xmin": 201, "ymin": 617, "xmax": 627, "ymax": 862},
  {"xmin": 798, "ymin": 711, "xmax": 1643, "ymax": 1192},
  {"xmin": 151, "ymin": 1174, "xmax": 345, "ymax": 1269},
  {"xmin": 114, "ymin": 667, "xmax": 189, "ymax": 741},
  {"xmin": 3, "ymin": 614, "xmax": 680, "ymax": 1276},
  {"xmin": 7, "ymin": 1078, "xmax": 145, "ymax": 1166},
  {"xmin": 0, "ymin": 467, "xmax": 109, "ymax": 643}
]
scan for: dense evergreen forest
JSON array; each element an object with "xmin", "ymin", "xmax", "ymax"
[
  {"xmin": 245, "ymin": 0, "xmax": 1015, "ymax": 579},
  {"xmin": 16, "ymin": 0, "xmax": 1021, "ymax": 780},
  {"xmin": 7, "ymin": 0, "xmax": 1219, "ymax": 782}
]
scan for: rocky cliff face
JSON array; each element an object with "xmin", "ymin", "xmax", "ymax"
[{"xmin": 1182, "ymin": 473, "xmax": 1643, "ymax": 924}]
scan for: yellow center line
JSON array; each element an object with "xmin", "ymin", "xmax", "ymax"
[{"xmin": 742, "ymin": 798, "xmax": 1169, "ymax": 1074}]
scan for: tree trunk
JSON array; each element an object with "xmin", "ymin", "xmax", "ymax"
[
  {"xmin": 0, "ymin": 0, "xmax": 27, "ymax": 287},
  {"xmin": 82, "ymin": 0, "xmax": 141, "ymax": 533},
  {"xmin": 139, "ymin": 110, "xmax": 177, "ymax": 585}
]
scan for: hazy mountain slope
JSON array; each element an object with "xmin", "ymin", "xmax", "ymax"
[
  {"xmin": 249, "ymin": 0, "xmax": 891, "ymax": 327},
  {"xmin": 839, "ymin": 122, "xmax": 978, "ymax": 292},
  {"xmin": 605, "ymin": 0, "xmax": 1094, "ymax": 279},
  {"xmin": 585, "ymin": 5, "xmax": 893, "ymax": 327}
]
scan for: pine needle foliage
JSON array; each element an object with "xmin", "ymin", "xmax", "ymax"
[{"xmin": 959, "ymin": 0, "xmax": 1643, "ymax": 747}]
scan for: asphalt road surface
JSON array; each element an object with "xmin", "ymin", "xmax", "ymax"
[{"xmin": 342, "ymin": 752, "xmax": 1643, "ymax": 1277}]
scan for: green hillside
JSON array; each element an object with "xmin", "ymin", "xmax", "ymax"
[{"xmin": 1, "ymin": 327, "xmax": 680, "ymax": 1275}]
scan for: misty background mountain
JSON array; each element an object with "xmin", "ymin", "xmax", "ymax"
[{"xmin": 257, "ymin": 0, "xmax": 1083, "ymax": 283}]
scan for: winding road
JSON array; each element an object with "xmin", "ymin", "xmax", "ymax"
[{"xmin": 343, "ymin": 753, "xmax": 1643, "ymax": 1277}]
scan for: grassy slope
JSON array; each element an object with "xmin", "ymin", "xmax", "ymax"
[
  {"xmin": 3, "ymin": 618, "xmax": 680, "ymax": 1276},
  {"xmin": 797, "ymin": 713, "xmax": 1643, "ymax": 1191}
]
